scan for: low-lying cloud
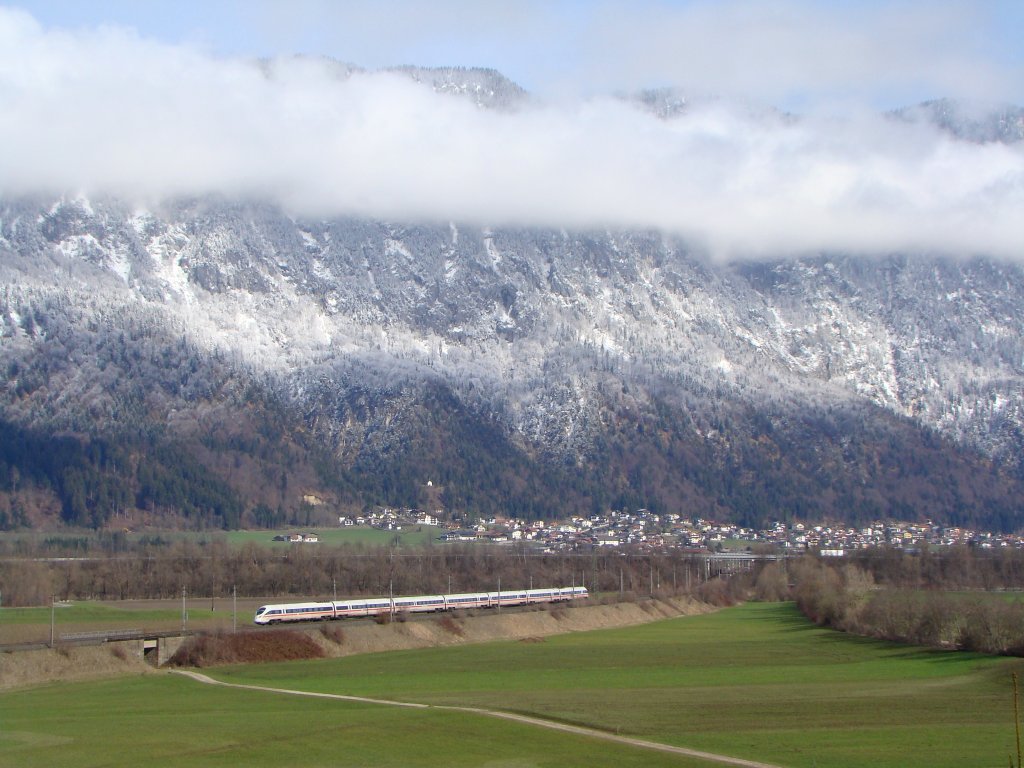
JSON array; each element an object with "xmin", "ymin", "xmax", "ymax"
[{"xmin": 0, "ymin": 7, "xmax": 1021, "ymax": 260}]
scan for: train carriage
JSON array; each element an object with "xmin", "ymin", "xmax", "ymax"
[{"xmin": 254, "ymin": 586, "xmax": 587, "ymax": 625}]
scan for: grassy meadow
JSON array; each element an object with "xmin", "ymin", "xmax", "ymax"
[
  {"xmin": 224, "ymin": 525, "xmax": 442, "ymax": 548},
  {"xmin": 4, "ymin": 602, "xmax": 1024, "ymax": 767},
  {"xmin": 0, "ymin": 675, "xmax": 707, "ymax": 768},
  {"xmin": 0, "ymin": 602, "xmax": 190, "ymax": 626},
  {"xmin": 210, "ymin": 602, "xmax": 1024, "ymax": 768},
  {"xmin": 0, "ymin": 600, "xmax": 271, "ymax": 645},
  {"xmin": 1, "ymin": 524, "xmax": 443, "ymax": 551}
]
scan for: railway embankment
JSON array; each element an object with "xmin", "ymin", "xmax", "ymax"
[
  {"xmin": 303, "ymin": 595, "xmax": 711, "ymax": 659},
  {"xmin": 1, "ymin": 596, "xmax": 711, "ymax": 689}
]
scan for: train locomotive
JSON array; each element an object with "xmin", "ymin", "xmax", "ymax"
[{"xmin": 254, "ymin": 586, "xmax": 588, "ymax": 625}]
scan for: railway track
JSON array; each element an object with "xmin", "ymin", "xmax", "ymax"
[{"xmin": 0, "ymin": 600, "xmax": 559, "ymax": 652}]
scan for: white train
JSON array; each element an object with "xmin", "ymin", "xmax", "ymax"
[{"xmin": 254, "ymin": 586, "xmax": 588, "ymax": 625}]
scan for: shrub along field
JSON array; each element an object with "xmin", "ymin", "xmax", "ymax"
[
  {"xmin": 783, "ymin": 557, "xmax": 1024, "ymax": 655},
  {"xmin": 3, "ymin": 603, "xmax": 1023, "ymax": 767}
]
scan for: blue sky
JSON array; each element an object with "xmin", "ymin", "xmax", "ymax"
[{"xmin": 7, "ymin": 0, "xmax": 1024, "ymax": 108}]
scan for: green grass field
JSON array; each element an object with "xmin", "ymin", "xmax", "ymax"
[
  {"xmin": 0, "ymin": 600, "xmax": 263, "ymax": 644},
  {"xmin": 0, "ymin": 675, "xmax": 711, "ymax": 768},
  {"xmin": 210, "ymin": 603, "xmax": 1024, "ymax": 768},
  {"xmin": 0, "ymin": 602, "xmax": 188, "ymax": 626},
  {"xmin": 3, "ymin": 603, "xmax": 1023, "ymax": 767},
  {"xmin": 223, "ymin": 525, "xmax": 442, "ymax": 548},
  {"xmin": 0, "ymin": 525, "xmax": 443, "ymax": 552}
]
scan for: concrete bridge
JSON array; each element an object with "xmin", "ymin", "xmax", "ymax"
[{"xmin": 0, "ymin": 629, "xmax": 190, "ymax": 667}]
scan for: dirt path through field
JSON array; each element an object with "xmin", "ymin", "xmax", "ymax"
[{"xmin": 173, "ymin": 669, "xmax": 783, "ymax": 768}]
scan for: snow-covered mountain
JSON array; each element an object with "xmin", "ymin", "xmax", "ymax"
[
  {"xmin": 895, "ymin": 98, "xmax": 1024, "ymax": 144},
  {"xmin": 1, "ymin": 72, "xmax": 1022, "ymax": 531}
]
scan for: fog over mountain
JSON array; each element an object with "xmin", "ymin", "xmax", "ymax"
[
  {"xmin": 1, "ymin": 8, "xmax": 1023, "ymax": 532},
  {"xmin": 1, "ymin": 8, "xmax": 1022, "ymax": 260}
]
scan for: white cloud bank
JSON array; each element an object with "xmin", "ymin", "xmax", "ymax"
[{"xmin": 0, "ymin": 7, "xmax": 1022, "ymax": 260}]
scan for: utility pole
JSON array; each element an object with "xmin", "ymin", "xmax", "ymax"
[
  {"xmin": 1014, "ymin": 672, "xmax": 1022, "ymax": 768},
  {"xmin": 497, "ymin": 576, "xmax": 501, "ymax": 614},
  {"xmin": 232, "ymin": 584, "xmax": 237, "ymax": 633},
  {"xmin": 210, "ymin": 547, "xmax": 216, "ymax": 613},
  {"xmin": 50, "ymin": 595, "xmax": 55, "ymax": 648},
  {"xmin": 181, "ymin": 587, "xmax": 187, "ymax": 633}
]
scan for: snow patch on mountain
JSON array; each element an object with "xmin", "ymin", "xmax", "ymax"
[{"xmin": 2, "ymin": 191, "xmax": 1024, "ymax": 474}]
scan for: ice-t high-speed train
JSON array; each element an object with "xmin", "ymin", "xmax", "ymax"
[{"xmin": 254, "ymin": 586, "xmax": 588, "ymax": 625}]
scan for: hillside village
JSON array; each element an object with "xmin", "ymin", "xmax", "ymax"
[{"xmin": 335, "ymin": 508, "xmax": 1024, "ymax": 554}]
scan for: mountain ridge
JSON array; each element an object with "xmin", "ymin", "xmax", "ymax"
[
  {"xmin": 1, "ymin": 80, "xmax": 1023, "ymax": 532},
  {"xmin": 3, "ymin": 191, "xmax": 1023, "ymax": 531}
]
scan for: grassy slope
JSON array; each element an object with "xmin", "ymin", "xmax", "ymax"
[
  {"xmin": 3, "ymin": 603, "xmax": 1023, "ymax": 767},
  {"xmin": 0, "ymin": 674, "xmax": 712, "ymax": 768},
  {"xmin": 211, "ymin": 603, "xmax": 1024, "ymax": 768}
]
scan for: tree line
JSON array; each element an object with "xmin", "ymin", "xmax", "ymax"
[
  {"xmin": 0, "ymin": 538, "xmax": 739, "ymax": 607},
  {"xmin": 764, "ymin": 547, "xmax": 1024, "ymax": 656}
]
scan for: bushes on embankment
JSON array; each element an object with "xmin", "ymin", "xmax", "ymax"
[
  {"xmin": 167, "ymin": 630, "xmax": 325, "ymax": 667},
  {"xmin": 771, "ymin": 556, "xmax": 1024, "ymax": 655}
]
